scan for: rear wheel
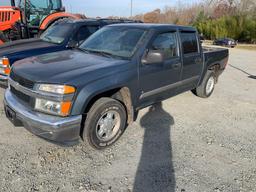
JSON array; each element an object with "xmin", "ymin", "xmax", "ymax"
[
  {"xmin": 192, "ymin": 70, "xmax": 215, "ymax": 98},
  {"xmin": 82, "ymin": 97, "xmax": 127, "ymax": 149}
]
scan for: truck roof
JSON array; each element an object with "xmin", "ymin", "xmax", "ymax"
[
  {"xmin": 58, "ymin": 18, "xmax": 142, "ymax": 26},
  {"xmin": 108, "ymin": 23, "xmax": 197, "ymax": 32}
]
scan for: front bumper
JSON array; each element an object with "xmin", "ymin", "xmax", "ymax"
[
  {"xmin": 0, "ymin": 74, "xmax": 8, "ymax": 87},
  {"xmin": 4, "ymin": 89, "xmax": 82, "ymax": 145}
]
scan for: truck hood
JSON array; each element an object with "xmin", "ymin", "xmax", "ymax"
[
  {"xmin": 12, "ymin": 50, "xmax": 130, "ymax": 85},
  {"xmin": 0, "ymin": 38, "xmax": 57, "ymax": 57}
]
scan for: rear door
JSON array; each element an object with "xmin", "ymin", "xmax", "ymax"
[
  {"xmin": 179, "ymin": 31, "xmax": 203, "ymax": 91},
  {"xmin": 139, "ymin": 31, "xmax": 182, "ymax": 106}
]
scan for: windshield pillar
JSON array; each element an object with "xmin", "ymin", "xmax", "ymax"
[{"xmin": 11, "ymin": 0, "xmax": 15, "ymax": 6}]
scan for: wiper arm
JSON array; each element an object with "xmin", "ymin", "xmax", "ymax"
[
  {"xmin": 76, "ymin": 47, "xmax": 90, "ymax": 53},
  {"xmin": 78, "ymin": 49, "xmax": 127, "ymax": 59},
  {"xmin": 98, "ymin": 51, "xmax": 116, "ymax": 58},
  {"xmin": 42, "ymin": 36, "xmax": 53, "ymax": 42},
  {"xmin": 81, "ymin": 49, "xmax": 113, "ymax": 58}
]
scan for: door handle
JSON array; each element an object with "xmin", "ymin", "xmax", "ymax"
[
  {"xmin": 173, "ymin": 63, "xmax": 181, "ymax": 69},
  {"xmin": 195, "ymin": 58, "xmax": 202, "ymax": 64}
]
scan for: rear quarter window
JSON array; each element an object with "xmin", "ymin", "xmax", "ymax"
[{"xmin": 180, "ymin": 32, "xmax": 199, "ymax": 54}]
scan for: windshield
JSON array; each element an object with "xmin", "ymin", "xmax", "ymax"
[
  {"xmin": 1, "ymin": 0, "xmax": 16, "ymax": 6},
  {"xmin": 19, "ymin": 0, "xmax": 62, "ymax": 10},
  {"xmin": 40, "ymin": 23, "xmax": 73, "ymax": 44},
  {"xmin": 79, "ymin": 27, "xmax": 147, "ymax": 59}
]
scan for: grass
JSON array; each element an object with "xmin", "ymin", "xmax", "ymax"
[
  {"xmin": 236, "ymin": 44, "xmax": 256, "ymax": 50},
  {"xmin": 202, "ymin": 40, "xmax": 256, "ymax": 50}
]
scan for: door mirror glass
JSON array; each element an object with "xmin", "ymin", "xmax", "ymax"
[{"xmin": 142, "ymin": 50, "xmax": 164, "ymax": 65}]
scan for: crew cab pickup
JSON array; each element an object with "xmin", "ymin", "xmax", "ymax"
[
  {"xmin": 4, "ymin": 24, "xmax": 229, "ymax": 149},
  {"xmin": 0, "ymin": 19, "xmax": 141, "ymax": 86}
]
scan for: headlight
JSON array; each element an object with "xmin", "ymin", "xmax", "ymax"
[
  {"xmin": 35, "ymin": 98, "xmax": 72, "ymax": 116},
  {"xmin": 0, "ymin": 66, "xmax": 4, "ymax": 74},
  {"xmin": 0, "ymin": 57, "xmax": 11, "ymax": 75},
  {"xmin": 38, "ymin": 84, "xmax": 76, "ymax": 94},
  {"xmin": 35, "ymin": 84, "xmax": 76, "ymax": 116}
]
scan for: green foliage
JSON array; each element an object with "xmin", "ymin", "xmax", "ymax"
[{"xmin": 194, "ymin": 14, "xmax": 256, "ymax": 43}]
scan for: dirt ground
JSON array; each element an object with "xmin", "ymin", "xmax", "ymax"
[{"xmin": 0, "ymin": 48, "xmax": 255, "ymax": 192}]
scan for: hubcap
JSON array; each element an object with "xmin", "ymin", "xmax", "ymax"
[
  {"xmin": 96, "ymin": 110, "xmax": 121, "ymax": 141},
  {"xmin": 206, "ymin": 76, "xmax": 215, "ymax": 95}
]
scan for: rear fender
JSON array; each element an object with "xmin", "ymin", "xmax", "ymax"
[{"xmin": 198, "ymin": 61, "xmax": 222, "ymax": 86}]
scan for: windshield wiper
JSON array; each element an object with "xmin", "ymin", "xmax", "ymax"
[
  {"xmin": 76, "ymin": 47, "xmax": 89, "ymax": 53},
  {"xmin": 81, "ymin": 49, "xmax": 126, "ymax": 59},
  {"xmin": 80, "ymin": 49, "xmax": 113, "ymax": 58},
  {"xmin": 42, "ymin": 36, "xmax": 54, "ymax": 43},
  {"xmin": 97, "ymin": 51, "xmax": 116, "ymax": 58}
]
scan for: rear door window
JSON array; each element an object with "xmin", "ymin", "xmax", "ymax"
[{"xmin": 180, "ymin": 32, "xmax": 199, "ymax": 55}]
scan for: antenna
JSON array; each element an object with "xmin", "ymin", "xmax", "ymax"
[{"xmin": 130, "ymin": 0, "xmax": 133, "ymax": 17}]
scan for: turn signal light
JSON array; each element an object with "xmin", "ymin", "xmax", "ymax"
[
  {"xmin": 4, "ymin": 68, "xmax": 11, "ymax": 75},
  {"xmin": 61, "ymin": 101, "xmax": 72, "ymax": 116},
  {"xmin": 2, "ymin": 57, "xmax": 10, "ymax": 66},
  {"xmin": 63, "ymin": 85, "xmax": 76, "ymax": 94},
  {"xmin": 2, "ymin": 57, "xmax": 10, "ymax": 75}
]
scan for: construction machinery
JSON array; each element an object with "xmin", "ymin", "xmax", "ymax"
[{"xmin": 0, "ymin": 0, "xmax": 83, "ymax": 45}]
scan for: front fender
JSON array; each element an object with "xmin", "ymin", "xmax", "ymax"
[{"xmin": 70, "ymin": 70, "xmax": 138, "ymax": 116}]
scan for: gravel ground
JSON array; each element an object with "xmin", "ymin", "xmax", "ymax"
[{"xmin": 0, "ymin": 48, "xmax": 255, "ymax": 192}]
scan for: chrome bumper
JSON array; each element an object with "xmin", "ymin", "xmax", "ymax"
[
  {"xmin": 4, "ymin": 89, "xmax": 82, "ymax": 145},
  {"xmin": 0, "ymin": 74, "xmax": 8, "ymax": 87}
]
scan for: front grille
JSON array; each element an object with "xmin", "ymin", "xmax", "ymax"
[
  {"xmin": 10, "ymin": 86, "xmax": 31, "ymax": 104},
  {"xmin": 10, "ymin": 71, "xmax": 34, "ymax": 89},
  {"xmin": 0, "ymin": 11, "xmax": 13, "ymax": 22}
]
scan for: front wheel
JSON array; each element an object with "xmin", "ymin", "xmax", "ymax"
[
  {"xmin": 192, "ymin": 70, "xmax": 215, "ymax": 98},
  {"xmin": 82, "ymin": 97, "xmax": 127, "ymax": 149}
]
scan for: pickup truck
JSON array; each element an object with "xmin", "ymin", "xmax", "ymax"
[
  {"xmin": 0, "ymin": 18, "xmax": 141, "ymax": 86},
  {"xmin": 4, "ymin": 24, "xmax": 229, "ymax": 149}
]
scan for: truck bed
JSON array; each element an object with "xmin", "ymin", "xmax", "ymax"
[{"xmin": 203, "ymin": 46, "xmax": 229, "ymax": 70}]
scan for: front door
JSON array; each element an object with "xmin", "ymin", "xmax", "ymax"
[{"xmin": 139, "ymin": 31, "xmax": 182, "ymax": 107}]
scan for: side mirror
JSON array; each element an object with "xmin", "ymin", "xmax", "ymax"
[
  {"xmin": 141, "ymin": 50, "xmax": 164, "ymax": 65},
  {"xmin": 67, "ymin": 40, "xmax": 79, "ymax": 48}
]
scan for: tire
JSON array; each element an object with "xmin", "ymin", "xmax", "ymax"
[
  {"xmin": 0, "ymin": 31, "xmax": 8, "ymax": 44},
  {"xmin": 192, "ymin": 70, "xmax": 215, "ymax": 98},
  {"xmin": 82, "ymin": 97, "xmax": 127, "ymax": 149}
]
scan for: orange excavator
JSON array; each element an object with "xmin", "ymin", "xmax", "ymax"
[{"xmin": 0, "ymin": 0, "xmax": 84, "ymax": 45}]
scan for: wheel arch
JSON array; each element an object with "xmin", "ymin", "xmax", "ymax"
[
  {"xmin": 208, "ymin": 63, "xmax": 221, "ymax": 71},
  {"xmin": 82, "ymin": 87, "xmax": 134, "ymax": 125},
  {"xmin": 207, "ymin": 63, "xmax": 221, "ymax": 83},
  {"xmin": 39, "ymin": 12, "xmax": 83, "ymax": 31},
  {"xmin": 198, "ymin": 62, "xmax": 221, "ymax": 86}
]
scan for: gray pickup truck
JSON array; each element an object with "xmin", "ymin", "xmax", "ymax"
[{"xmin": 4, "ymin": 24, "xmax": 229, "ymax": 149}]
